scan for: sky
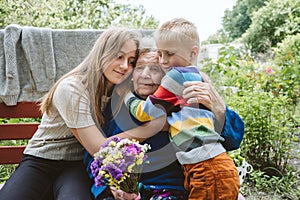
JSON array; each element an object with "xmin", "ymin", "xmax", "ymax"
[{"xmin": 121, "ymin": 0, "xmax": 237, "ymax": 41}]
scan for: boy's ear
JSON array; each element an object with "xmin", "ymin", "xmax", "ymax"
[{"xmin": 190, "ymin": 45, "xmax": 199, "ymax": 61}]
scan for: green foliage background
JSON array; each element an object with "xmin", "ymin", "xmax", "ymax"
[
  {"xmin": 0, "ymin": 0, "xmax": 159, "ymax": 29},
  {"xmin": 209, "ymin": 0, "xmax": 300, "ymax": 56},
  {"xmin": 200, "ymin": 40, "xmax": 300, "ymax": 198},
  {"xmin": 1, "ymin": 0, "xmax": 300, "ymax": 198},
  {"xmin": 241, "ymin": 0, "xmax": 300, "ymax": 53}
]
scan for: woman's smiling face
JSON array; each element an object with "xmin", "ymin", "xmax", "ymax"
[{"xmin": 103, "ymin": 39, "xmax": 137, "ymax": 88}]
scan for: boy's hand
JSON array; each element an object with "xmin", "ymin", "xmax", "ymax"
[
  {"xmin": 183, "ymin": 74, "xmax": 226, "ymax": 133},
  {"xmin": 182, "ymin": 81, "xmax": 213, "ymax": 110}
]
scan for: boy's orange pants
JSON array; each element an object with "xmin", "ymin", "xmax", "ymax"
[{"xmin": 183, "ymin": 152, "xmax": 240, "ymax": 200}]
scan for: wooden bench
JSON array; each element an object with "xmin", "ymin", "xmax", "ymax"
[{"xmin": 0, "ymin": 101, "xmax": 42, "ymax": 165}]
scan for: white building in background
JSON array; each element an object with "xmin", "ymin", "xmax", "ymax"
[
  {"xmin": 199, "ymin": 43, "xmax": 223, "ymax": 62},
  {"xmin": 198, "ymin": 43, "xmax": 242, "ymax": 63},
  {"xmin": 197, "ymin": 43, "xmax": 242, "ymax": 94}
]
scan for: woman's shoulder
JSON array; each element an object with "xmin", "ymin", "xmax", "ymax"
[
  {"xmin": 59, "ymin": 75, "xmax": 83, "ymax": 86},
  {"xmin": 57, "ymin": 76, "xmax": 84, "ymax": 92},
  {"xmin": 54, "ymin": 75, "xmax": 87, "ymax": 101}
]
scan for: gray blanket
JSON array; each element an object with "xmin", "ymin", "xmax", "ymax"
[{"xmin": 0, "ymin": 25, "xmax": 153, "ymax": 105}]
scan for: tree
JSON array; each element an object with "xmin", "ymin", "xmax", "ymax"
[
  {"xmin": 0, "ymin": 0, "xmax": 159, "ymax": 29},
  {"xmin": 242, "ymin": 0, "xmax": 300, "ymax": 53},
  {"xmin": 201, "ymin": 29, "xmax": 232, "ymax": 45},
  {"xmin": 222, "ymin": 0, "xmax": 267, "ymax": 40}
]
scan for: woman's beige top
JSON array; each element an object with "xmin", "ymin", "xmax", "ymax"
[{"xmin": 24, "ymin": 76, "xmax": 95, "ymax": 161}]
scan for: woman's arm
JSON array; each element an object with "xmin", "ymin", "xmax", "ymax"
[
  {"xmin": 220, "ymin": 106, "xmax": 245, "ymax": 151},
  {"xmin": 71, "ymin": 126, "xmax": 106, "ymax": 156},
  {"xmin": 71, "ymin": 116, "xmax": 166, "ymax": 156},
  {"xmin": 118, "ymin": 116, "xmax": 166, "ymax": 141}
]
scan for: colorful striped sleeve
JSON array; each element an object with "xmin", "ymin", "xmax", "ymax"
[
  {"xmin": 124, "ymin": 92, "xmax": 166, "ymax": 122},
  {"xmin": 125, "ymin": 66, "xmax": 203, "ymax": 122}
]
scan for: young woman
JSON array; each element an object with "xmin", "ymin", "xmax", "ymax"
[{"xmin": 0, "ymin": 28, "xmax": 164, "ymax": 200}]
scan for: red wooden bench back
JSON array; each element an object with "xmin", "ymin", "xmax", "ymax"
[{"xmin": 0, "ymin": 102, "xmax": 42, "ymax": 164}]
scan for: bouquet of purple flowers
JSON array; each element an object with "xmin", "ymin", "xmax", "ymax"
[{"xmin": 90, "ymin": 136, "xmax": 151, "ymax": 195}]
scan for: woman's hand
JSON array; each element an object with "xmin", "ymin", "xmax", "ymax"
[
  {"xmin": 110, "ymin": 187, "xmax": 140, "ymax": 200},
  {"xmin": 183, "ymin": 73, "xmax": 226, "ymax": 133}
]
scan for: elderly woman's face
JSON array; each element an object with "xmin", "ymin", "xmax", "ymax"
[{"xmin": 132, "ymin": 52, "xmax": 165, "ymax": 99}]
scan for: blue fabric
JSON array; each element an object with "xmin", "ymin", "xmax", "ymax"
[
  {"xmin": 84, "ymin": 93, "xmax": 244, "ymax": 198},
  {"xmin": 137, "ymin": 132, "xmax": 184, "ymax": 189},
  {"xmin": 138, "ymin": 182, "xmax": 188, "ymax": 200},
  {"xmin": 84, "ymin": 93, "xmax": 185, "ymax": 198},
  {"xmin": 220, "ymin": 106, "xmax": 245, "ymax": 151}
]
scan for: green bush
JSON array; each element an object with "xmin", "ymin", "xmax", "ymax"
[
  {"xmin": 273, "ymin": 33, "xmax": 300, "ymax": 105},
  {"xmin": 0, "ymin": 165, "xmax": 18, "ymax": 183},
  {"xmin": 200, "ymin": 44, "xmax": 300, "ymax": 198}
]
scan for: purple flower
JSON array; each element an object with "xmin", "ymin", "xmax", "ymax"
[
  {"xmin": 101, "ymin": 136, "xmax": 122, "ymax": 148},
  {"xmin": 105, "ymin": 163, "xmax": 124, "ymax": 181},
  {"xmin": 90, "ymin": 158, "xmax": 102, "ymax": 177},
  {"xmin": 94, "ymin": 174, "xmax": 105, "ymax": 187},
  {"xmin": 118, "ymin": 159, "xmax": 130, "ymax": 171},
  {"xmin": 91, "ymin": 136, "xmax": 151, "ymax": 194}
]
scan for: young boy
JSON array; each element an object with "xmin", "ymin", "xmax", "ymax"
[{"xmin": 125, "ymin": 18, "xmax": 240, "ymax": 199}]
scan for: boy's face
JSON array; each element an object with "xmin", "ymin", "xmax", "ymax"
[{"xmin": 156, "ymin": 39, "xmax": 192, "ymax": 72}]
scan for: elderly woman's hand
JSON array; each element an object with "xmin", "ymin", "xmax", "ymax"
[
  {"xmin": 183, "ymin": 73, "xmax": 226, "ymax": 133},
  {"xmin": 110, "ymin": 187, "xmax": 140, "ymax": 200}
]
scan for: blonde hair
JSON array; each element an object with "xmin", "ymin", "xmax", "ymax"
[
  {"xmin": 154, "ymin": 18, "xmax": 199, "ymax": 48},
  {"xmin": 40, "ymin": 28, "xmax": 141, "ymax": 126}
]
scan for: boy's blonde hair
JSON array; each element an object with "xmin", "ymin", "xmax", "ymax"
[{"xmin": 154, "ymin": 18, "xmax": 199, "ymax": 48}]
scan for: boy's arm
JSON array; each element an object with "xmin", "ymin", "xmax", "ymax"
[
  {"xmin": 124, "ymin": 68, "xmax": 198, "ymax": 122},
  {"xmin": 124, "ymin": 92, "xmax": 166, "ymax": 122}
]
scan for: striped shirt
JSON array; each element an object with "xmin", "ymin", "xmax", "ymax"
[{"xmin": 125, "ymin": 66, "xmax": 226, "ymax": 164}]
